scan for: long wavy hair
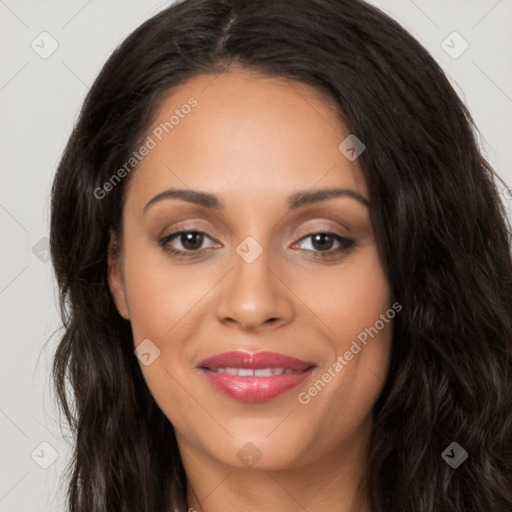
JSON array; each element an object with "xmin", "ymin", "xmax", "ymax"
[{"xmin": 49, "ymin": 0, "xmax": 512, "ymax": 510}]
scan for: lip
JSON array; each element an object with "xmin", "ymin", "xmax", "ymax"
[
  {"xmin": 198, "ymin": 351, "xmax": 314, "ymax": 371},
  {"xmin": 198, "ymin": 351, "xmax": 316, "ymax": 402}
]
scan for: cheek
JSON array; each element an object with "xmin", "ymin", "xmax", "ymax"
[
  {"xmin": 122, "ymin": 242, "xmax": 211, "ymax": 342},
  {"xmin": 293, "ymin": 248, "xmax": 392, "ymax": 408},
  {"xmin": 120, "ymin": 244, "xmax": 208, "ymax": 433},
  {"xmin": 290, "ymin": 254, "xmax": 392, "ymax": 454},
  {"xmin": 294, "ymin": 247, "xmax": 391, "ymax": 344}
]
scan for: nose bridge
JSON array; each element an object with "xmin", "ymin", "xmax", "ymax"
[{"xmin": 214, "ymin": 231, "xmax": 294, "ymax": 330}]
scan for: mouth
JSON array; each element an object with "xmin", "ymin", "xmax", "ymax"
[
  {"xmin": 208, "ymin": 367, "xmax": 303, "ymax": 376},
  {"xmin": 197, "ymin": 351, "xmax": 316, "ymax": 402}
]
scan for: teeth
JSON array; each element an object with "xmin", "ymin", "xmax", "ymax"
[
  {"xmin": 213, "ymin": 367, "xmax": 294, "ymax": 376},
  {"xmin": 255, "ymin": 368, "xmax": 273, "ymax": 377}
]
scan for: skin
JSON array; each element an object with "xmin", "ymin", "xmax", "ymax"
[{"xmin": 108, "ymin": 68, "xmax": 393, "ymax": 512}]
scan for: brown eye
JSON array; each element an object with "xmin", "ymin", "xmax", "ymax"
[
  {"xmin": 178, "ymin": 232, "xmax": 206, "ymax": 251},
  {"xmin": 309, "ymin": 233, "xmax": 336, "ymax": 251},
  {"xmin": 293, "ymin": 232, "xmax": 355, "ymax": 257},
  {"xmin": 159, "ymin": 229, "xmax": 216, "ymax": 258}
]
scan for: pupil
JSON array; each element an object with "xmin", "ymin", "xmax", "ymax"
[
  {"xmin": 182, "ymin": 232, "xmax": 203, "ymax": 251},
  {"xmin": 312, "ymin": 234, "xmax": 333, "ymax": 251}
]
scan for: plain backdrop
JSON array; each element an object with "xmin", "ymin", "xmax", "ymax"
[{"xmin": 0, "ymin": 1, "xmax": 511, "ymax": 510}]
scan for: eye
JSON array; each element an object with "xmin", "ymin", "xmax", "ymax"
[
  {"xmin": 159, "ymin": 229, "xmax": 217, "ymax": 258},
  {"xmin": 292, "ymin": 231, "xmax": 355, "ymax": 258},
  {"xmin": 158, "ymin": 228, "xmax": 355, "ymax": 260}
]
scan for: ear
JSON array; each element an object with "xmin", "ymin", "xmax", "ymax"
[{"xmin": 107, "ymin": 231, "xmax": 130, "ymax": 320}]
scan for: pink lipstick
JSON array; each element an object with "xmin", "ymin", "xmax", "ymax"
[{"xmin": 198, "ymin": 351, "xmax": 315, "ymax": 402}]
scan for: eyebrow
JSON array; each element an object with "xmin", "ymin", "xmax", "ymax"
[{"xmin": 143, "ymin": 186, "xmax": 370, "ymax": 213}]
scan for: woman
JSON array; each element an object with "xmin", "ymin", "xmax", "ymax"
[{"xmin": 49, "ymin": 0, "xmax": 512, "ymax": 510}]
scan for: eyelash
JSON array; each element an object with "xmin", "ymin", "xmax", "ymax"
[{"xmin": 158, "ymin": 228, "xmax": 355, "ymax": 260}]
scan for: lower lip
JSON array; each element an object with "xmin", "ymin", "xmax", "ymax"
[{"xmin": 201, "ymin": 367, "xmax": 315, "ymax": 402}]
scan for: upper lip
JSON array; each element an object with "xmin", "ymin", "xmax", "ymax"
[{"xmin": 198, "ymin": 351, "xmax": 315, "ymax": 371}]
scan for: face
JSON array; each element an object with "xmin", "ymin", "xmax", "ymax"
[{"xmin": 109, "ymin": 69, "xmax": 393, "ymax": 474}]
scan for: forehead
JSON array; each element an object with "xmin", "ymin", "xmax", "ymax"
[{"xmin": 124, "ymin": 70, "xmax": 367, "ymax": 209}]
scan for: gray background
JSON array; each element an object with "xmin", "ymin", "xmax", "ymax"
[{"xmin": 0, "ymin": 1, "xmax": 511, "ymax": 510}]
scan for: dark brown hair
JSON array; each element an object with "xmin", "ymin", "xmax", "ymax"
[{"xmin": 50, "ymin": 0, "xmax": 512, "ymax": 510}]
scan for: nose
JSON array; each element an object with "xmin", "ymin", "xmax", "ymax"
[{"xmin": 214, "ymin": 240, "xmax": 295, "ymax": 332}]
